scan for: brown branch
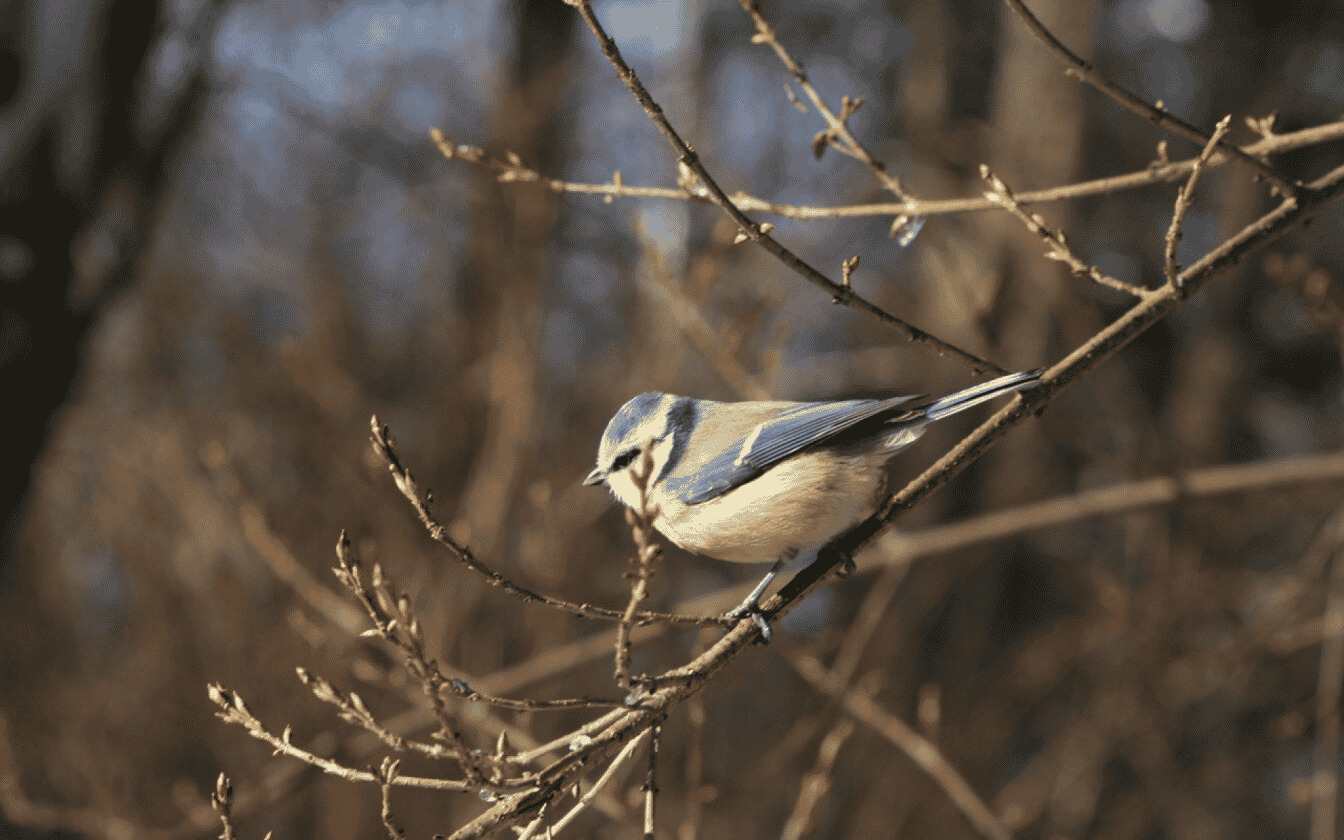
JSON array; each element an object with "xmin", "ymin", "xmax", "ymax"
[
  {"xmin": 370, "ymin": 417, "xmax": 730, "ymax": 628},
  {"xmin": 616, "ymin": 449, "xmax": 663, "ymax": 692},
  {"xmin": 433, "ymin": 120, "xmax": 1344, "ymax": 221},
  {"xmin": 981, "ymin": 164, "xmax": 1147, "ymax": 297},
  {"xmin": 756, "ymin": 161, "xmax": 1344, "ymax": 668},
  {"xmin": 738, "ymin": 0, "xmax": 912, "ymax": 202},
  {"xmin": 561, "ymin": 0, "xmax": 1005, "ymax": 376},
  {"xmin": 887, "ymin": 449, "xmax": 1344, "ymax": 563},
  {"xmin": 1001, "ymin": 0, "xmax": 1299, "ymax": 197},
  {"xmin": 1164, "ymin": 115, "xmax": 1232, "ymax": 286},
  {"xmin": 207, "ymin": 684, "xmax": 475, "ymax": 792}
]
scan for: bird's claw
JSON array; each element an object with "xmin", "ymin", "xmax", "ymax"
[{"xmin": 724, "ymin": 601, "xmax": 773, "ymax": 643}]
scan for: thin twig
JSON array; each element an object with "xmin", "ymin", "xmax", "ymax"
[
  {"xmin": 643, "ymin": 723, "xmax": 660, "ymax": 840},
  {"xmin": 789, "ymin": 653, "xmax": 1011, "ymax": 840},
  {"xmin": 211, "ymin": 773, "xmax": 236, "ymax": 840},
  {"xmin": 616, "ymin": 449, "xmax": 663, "ymax": 692},
  {"xmin": 207, "ymin": 684, "xmax": 475, "ymax": 792},
  {"xmin": 370, "ymin": 417, "xmax": 730, "ymax": 628},
  {"xmin": 546, "ymin": 728, "xmax": 653, "ymax": 837},
  {"xmin": 561, "ymin": 0, "xmax": 1005, "ymax": 376},
  {"xmin": 378, "ymin": 759, "xmax": 407, "ymax": 840},
  {"xmin": 779, "ymin": 717, "xmax": 856, "ymax": 840},
  {"xmin": 1164, "ymin": 115, "xmax": 1232, "ymax": 286},
  {"xmin": 738, "ymin": 0, "xmax": 912, "ymax": 201},
  {"xmin": 1001, "ymin": 0, "xmax": 1298, "ymax": 197},
  {"xmin": 432, "ymin": 120, "xmax": 1344, "ymax": 221},
  {"xmin": 981, "ymin": 164, "xmax": 1147, "ymax": 297}
]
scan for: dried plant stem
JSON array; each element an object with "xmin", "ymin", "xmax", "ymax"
[
  {"xmin": 211, "ymin": 773, "xmax": 236, "ymax": 840},
  {"xmin": 378, "ymin": 759, "xmax": 407, "ymax": 840},
  {"xmin": 1164, "ymin": 115, "xmax": 1232, "ymax": 286},
  {"xmin": 541, "ymin": 728, "xmax": 653, "ymax": 838},
  {"xmin": 1002, "ymin": 0, "xmax": 1297, "ymax": 196},
  {"xmin": 562, "ymin": 0, "xmax": 1005, "ymax": 376}
]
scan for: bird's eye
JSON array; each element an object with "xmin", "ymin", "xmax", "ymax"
[{"xmin": 611, "ymin": 448, "xmax": 639, "ymax": 470}]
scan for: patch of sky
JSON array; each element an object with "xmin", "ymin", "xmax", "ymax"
[
  {"xmin": 635, "ymin": 203, "xmax": 689, "ymax": 268},
  {"xmin": 542, "ymin": 308, "xmax": 589, "ymax": 371},
  {"xmin": 1109, "ymin": 0, "xmax": 1210, "ymax": 50},
  {"xmin": 213, "ymin": 0, "xmax": 503, "ymax": 123},
  {"xmin": 1091, "ymin": 249, "xmax": 1141, "ymax": 288},
  {"xmin": 333, "ymin": 173, "xmax": 458, "ymax": 346},
  {"xmin": 558, "ymin": 250, "xmax": 622, "ymax": 307},
  {"xmin": 712, "ymin": 52, "xmax": 785, "ymax": 167},
  {"xmin": 1169, "ymin": 210, "xmax": 1217, "ymax": 268},
  {"xmin": 1307, "ymin": 44, "xmax": 1344, "ymax": 104},
  {"xmin": 591, "ymin": 0, "xmax": 689, "ymax": 60},
  {"xmin": 1138, "ymin": 41, "xmax": 1197, "ymax": 117}
]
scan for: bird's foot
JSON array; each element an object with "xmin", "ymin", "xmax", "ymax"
[{"xmin": 724, "ymin": 599, "xmax": 773, "ymax": 643}]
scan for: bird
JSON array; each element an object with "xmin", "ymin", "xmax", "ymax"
[{"xmin": 584, "ymin": 369, "xmax": 1043, "ymax": 637}]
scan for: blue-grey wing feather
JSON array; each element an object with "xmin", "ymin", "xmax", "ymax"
[{"xmin": 663, "ymin": 395, "xmax": 922, "ymax": 504}]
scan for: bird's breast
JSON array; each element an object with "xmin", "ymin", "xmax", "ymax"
[{"xmin": 654, "ymin": 449, "xmax": 887, "ymax": 564}]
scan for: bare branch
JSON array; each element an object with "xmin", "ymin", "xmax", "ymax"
[
  {"xmin": 981, "ymin": 164, "xmax": 1147, "ymax": 297},
  {"xmin": 434, "ymin": 121, "xmax": 1344, "ymax": 222},
  {"xmin": 1001, "ymin": 0, "xmax": 1299, "ymax": 196},
  {"xmin": 369, "ymin": 417, "xmax": 731, "ymax": 628},
  {"xmin": 739, "ymin": 0, "xmax": 913, "ymax": 202},
  {"xmin": 562, "ymin": 0, "xmax": 1006, "ymax": 376},
  {"xmin": 1164, "ymin": 115, "xmax": 1232, "ymax": 286}
]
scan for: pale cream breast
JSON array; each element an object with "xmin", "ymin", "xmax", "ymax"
[{"xmin": 653, "ymin": 449, "xmax": 887, "ymax": 564}]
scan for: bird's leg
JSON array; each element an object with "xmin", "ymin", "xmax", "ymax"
[{"xmin": 725, "ymin": 559, "xmax": 785, "ymax": 642}]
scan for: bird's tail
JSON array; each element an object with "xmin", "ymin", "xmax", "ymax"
[{"xmin": 921, "ymin": 369, "xmax": 1043, "ymax": 422}]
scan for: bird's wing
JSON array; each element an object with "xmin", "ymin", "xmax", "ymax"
[{"xmin": 663, "ymin": 395, "xmax": 923, "ymax": 505}]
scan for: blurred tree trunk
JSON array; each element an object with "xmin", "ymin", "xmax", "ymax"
[{"xmin": 0, "ymin": 0, "xmax": 205, "ymax": 569}]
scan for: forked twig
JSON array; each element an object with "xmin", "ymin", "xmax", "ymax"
[
  {"xmin": 370, "ymin": 417, "xmax": 730, "ymax": 628},
  {"xmin": 738, "ymin": 0, "xmax": 913, "ymax": 203},
  {"xmin": 1002, "ymin": 0, "xmax": 1298, "ymax": 197},
  {"xmin": 981, "ymin": 164, "xmax": 1147, "ymax": 298},
  {"xmin": 1164, "ymin": 115, "xmax": 1232, "ymax": 286},
  {"xmin": 561, "ymin": 0, "xmax": 1005, "ymax": 376},
  {"xmin": 616, "ymin": 449, "xmax": 663, "ymax": 692}
]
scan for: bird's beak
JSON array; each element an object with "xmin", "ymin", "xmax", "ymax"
[{"xmin": 583, "ymin": 468, "xmax": 606, "ymax": 487}]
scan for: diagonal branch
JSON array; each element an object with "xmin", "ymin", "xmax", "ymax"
[
  {"xmin": 738, "ymin": 0, "xmax": 913, "ymax": 203},
  {"xmin": 1002, "ymin": 0, "xmax": 1299, "ymax": 197},
  {"xmin": 562, "ymin": 0, "xmax": 1005, "ymax": 376},
  {"xmin": 1164, "ymin": 115, "xmax": 1232, "ymax": 286}
]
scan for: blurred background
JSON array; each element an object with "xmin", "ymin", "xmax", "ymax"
[{"xmin": 2, "ymin": 0, "xmax": 1344, "ymax": 837}]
